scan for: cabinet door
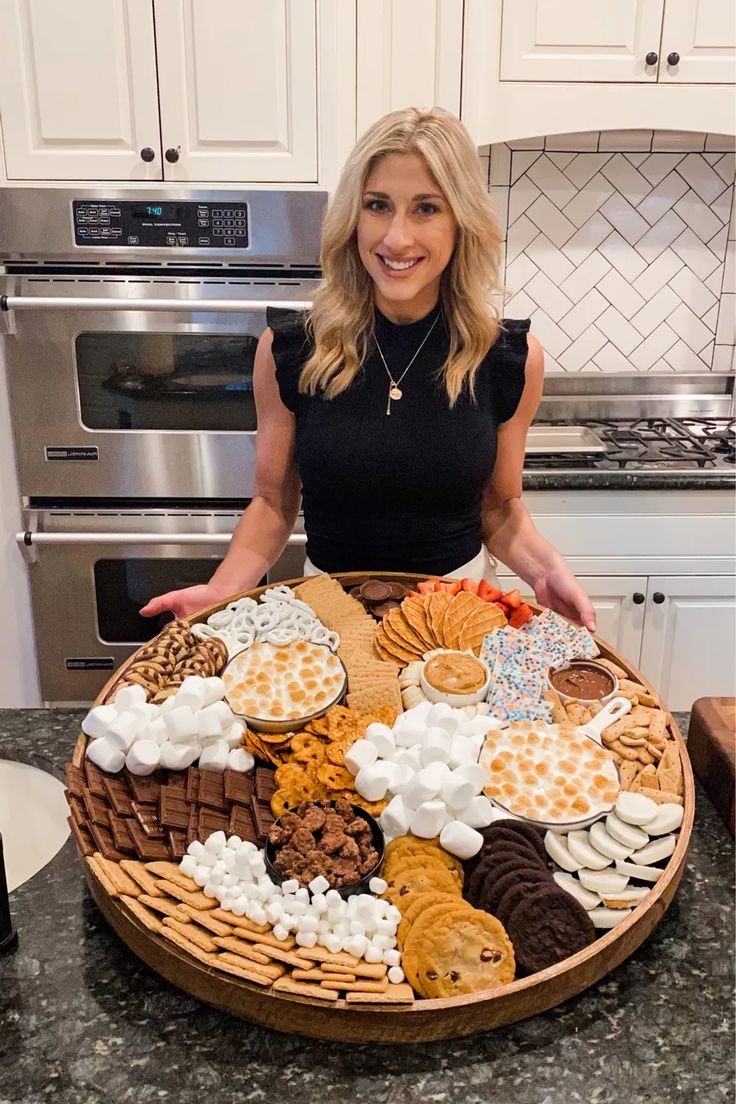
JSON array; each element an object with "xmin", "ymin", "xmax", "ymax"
[
  {"xmin": 356, "ymin": 0, "xmax": 463, "ymax": 137},
  {"xmin": 495, "ymin": 574, "xmax": 647, "ymax": 663},
  {"xmin": 0, "ymin": 0, "xmax": 161, "ymax": 180},
  {"xmin": 639, "ymin": 576, "xmax": 736, "ymax": 711},
  {"xmin": 499, "ymin": 0, "xmax": 664, "ymax": 82},
  {"xmin": 660, "ymin": 0, "xmax": 736, "ymax": 84},
  {"xmin": 154, "ymin": 0, "xmax": 318, "ymax": 182}
]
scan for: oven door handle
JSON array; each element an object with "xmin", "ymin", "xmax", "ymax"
[
  {"xmin": 1, "ymin": 295, "xmax": 312, "ymax": 314},
  {"xmin": 17, "ymin": 529, "xmax": 306, "ymax": 562}
]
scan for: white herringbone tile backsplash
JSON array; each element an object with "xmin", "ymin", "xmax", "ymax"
[{"xmin": 483, "ymin": 131, "xmax": 735, "ymax": 374}]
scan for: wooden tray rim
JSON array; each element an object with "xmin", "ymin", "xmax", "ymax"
[{"xmin": 75, "ymin": 571, "xmax": 694, "ymax": 1040}]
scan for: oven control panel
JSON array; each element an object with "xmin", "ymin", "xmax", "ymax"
[{"xmin": 72, "ymin": 200, "xmax": 249, "ymax": 248}]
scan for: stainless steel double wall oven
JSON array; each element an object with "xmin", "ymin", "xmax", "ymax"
[{"xmin": 1, "ymin": 188, "xmax": 325, "ymax": 703}]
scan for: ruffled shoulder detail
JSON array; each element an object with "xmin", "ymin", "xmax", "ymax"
[
  {"xmin": 487, "ymin": 317, "xmax": 531, "ymax": 424},
  {"xmin": 266, "ymin": 307, "xmax": 312, "ymax": 413}
]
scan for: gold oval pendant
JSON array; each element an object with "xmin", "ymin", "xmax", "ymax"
[{"xmin": 389, "ymin": 386, "xmax": 403, "ymax": 401}]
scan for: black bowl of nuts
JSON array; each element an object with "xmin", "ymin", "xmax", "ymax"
[{"xmin": 265, "ymin": 798, "xmax": 385, "ymax": 898}]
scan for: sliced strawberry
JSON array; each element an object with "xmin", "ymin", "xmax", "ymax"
[
  {"xmin": 447, "ymin": 580, "xmax": 463, "ymax": 595},
  {"xmin": 417, "ymin": 581, "xmax": 436, "ymax": 595},
  {"xmin": 503, "ymin": 589, "xmax": 522, "ymax": 609},
  {"xmin": 461, "ymin": 577, "xmax": 478, "ymax": 594},
  {"xmin": 478, "ymin": 580, "xmax": 503, "ymax": 602},
  {"xmin": 508, "ymin": 604, "xmax": 533, "ymax": 627}
]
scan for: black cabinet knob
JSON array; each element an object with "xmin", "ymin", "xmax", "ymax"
[
  {"xmin": 667, "ymin": 52, "xmax": 680, "ymax": 66},
  {"xmin": 165, "ymin": 147, "xmax": 180, "ymax": 164},
  {"xmin": 633, "ymin": 592, "xmax": 646, "ymax": 605},
  {"xmin": 653, "ymin": 592, "xmax": 666, "ymax": 604},
  {"xmin": 140, "ymin": 147, "xmax": 155, "ymax": 163},
  {"xmin": 645, "ymin": 52, "xmax": 658, "ymax": 65}
]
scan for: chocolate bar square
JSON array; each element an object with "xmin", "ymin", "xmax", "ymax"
[
  {"xmin": 84, "ymin": 760, "xmax": 108, "ymax": 799},
  {"xmin": 131, "ymin": 801, "xmax": 165, "ymax": 839},
  {"xmin": 227, "ymin": 805, "xmax": 258, "ymax": 844},
  {"xmin": 251, "ymin": 797, "xmax": 275, "ymax": 843},
  {"xmin": 68, "ymin": 815, "xmax": 95, "ymax": 857},
  {"xmin": 109, "ymin": 815, "xmax": 137, "ymax": 854},
  {"xmin": 223, "ymin": 768, "xmax": 253, "ymax": 805},
  {"xmin": 185, "ymin": 767, "xmax": 201, "ymax": 804},
  {"xmin": 83, "ymin": 790, "xmax": 111, "ymax": 829},
  {"xmin": 255, "ymin": 768, "xmax": 277, "ymax": 801},
  {"xmin": 102, "ymin": 775, "xmax": 133, "ymax": 817},
  {"xmin": 198, "ymin": 807, "xmax": 228, "ymax": 839},
  {"xmin": 127, "ymin": 818, "xmax": 171, "ymax": 861},
  {"xmin": 198, "ymin": 771, "xmax": 226, "ymax": 811},
  {"xmin": 88, "ymin": 821, "xmax": 126, "ymax": 862},
  {"xmin": 125, "ymin": 770, "xmax": 162, "ymax": 805},
  {"xmin": 65, "ymin": 763, "xmax": 86, "ymax": 798},
  {"xmin": 159, "ymin": 787, "xmax": 190, "ymax": 829},
  {"xmin": 167, "ymin": 829, "xmax": 188, "ymax": 860}
]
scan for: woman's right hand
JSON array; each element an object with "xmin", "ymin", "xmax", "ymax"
[{"xmin": 139, "ymin": 582, "xmax": 235, "ymax": 621}]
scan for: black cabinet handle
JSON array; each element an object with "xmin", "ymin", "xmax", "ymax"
[
  {"xmin": 165, "ymin": 148, "xmax": 180, "ymax": 164},
  {"xmin": 653, "ymin": 592, "xmax": 666, "ymax": 604},
  {"xmin": 140, "ymin": 147, "xmax": 155, "ymax": 162},
  {"xmin": 667, "ymin": 52, "xmax": 680, "ymax": 66},
  {"xmin": 645, "ymin": 52, "xmax": 658, "ymax": 65},
  {"xmin": 633, "ymin": 592, "xmax": 646, "ymax": 604}
]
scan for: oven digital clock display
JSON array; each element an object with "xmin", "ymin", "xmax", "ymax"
[{"xmin": 72, "ymin": 200, "xmax": 249, "ymax": 249}]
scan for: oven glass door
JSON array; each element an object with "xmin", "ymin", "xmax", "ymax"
[{"xmin": 76, "ymin": 332, "xmax": 258, "ymax": 432}]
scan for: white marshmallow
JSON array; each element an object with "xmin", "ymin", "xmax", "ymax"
[
  {"xmin": 113, "ymin": 684, "xmax": 147, "ymax": 711},
  {"xmin": 81, "ymin": 704, "xmax": 118, "ymax": 740},
  {"xmin": 439, "ymin": 820, "xmax": 483, "ymax": 859},
  {"xmin": 355, "ymin": 762, "xmax": 392, "ymax": 803},
  {"xmin": 106, "ymin": 712, "xmax": 140, "ymax": 752},
  {"xmin": 427, "ymin": 702, "xmax": 455, "ymax": 726},
  {"xmin": 380, "ymin": 794, "xmax": 413, "ymax": 838},
  {"xmin": 434, "ymin": 712, "xmax": 462, "ymax": 737},
  {"xmin": 163, "ymin": 706, "xmax": 198, "ymax": 744},
  {"xmin": 456, "ymin": 795, "xmax": 496, "ymax": 829},
  {"xmin": 369, "ymin": 877, "xmax": 387, "ymax": 895},
  {"xmin": 401, "ymin": 769, "xmax": 438, "ymax": 809},
  {"xmin": 227, "ymin": 747, "xmax": 255, "ymax": 772},
  {"xmin": 85, "ymin": 737, "xmax": 125, "ymax": 774},
  {"xmin": 222, "ymin": 722, "xmax": 246, "ymax": 750},
  {"xmin": 452, "ymin": 762, "xmax": 487, "ymax": 793},
  {"xmin": 202, "ymin": 676, "xmax": 227, "ymax": 705},
  {"xmin": 142, "ymin": 716, "xmax": 168, "ymax": 746},
  {"xmin": 158, "ymin": 740, "xmax": 199, "ymax": 770},
  {"xmin": 174, "ymin": 682, "xmax": 210, "ymax": 713},
  {"xmin": 197, "ymin": 707, "xmax": 226, "ymax": 741},
  {"xmin": 419, "ymin": 726, "xmax": 452, "ymax": 767},
  {"xmin": 441, "ymin": 772, "xmax": 475, "ymax": 812},
  {"xmin": 309, "ymin": 874, "xmax": 330, "ymax": 895},
  {"xmin": 388, "ymin": 966, "xmax": 405, "ymax": 985},
  {"xmin": 364, "ymin": 945, "xmax": 384, "ymax": 963},
  {"xmin": 158, "ymin": 695, "xmax": 179, "ymax": 716},
  {"xmin": 198, "ymin": 740, "xmax": 229, "ymax": 773},
  {"xmin": 410, "ymin": 799, "xmax": 447, "ymax": 839},
  {"xmin": 364, "ymin": 722, "xmax": 396, "ymax": 759},
  {"xmin": 281, "ymin": 879, "xmax": 300, "ymax": 895},
  {"xmin": 394, "ymin": 719, "xmax": 425, "ymax": 748},
  {"xmin": 125, "ymin": 739, "xmax": 160, "ymax": 776},
  {"xmin": 344, "ymin": 933, "xmax": 369, "ymax": 958},
  {"xmin": 325, "ymin": 934, "xmax": 342, "ymax": 954},
  {"xmin": 383, "ymin": 948, "xmax": 401, "ymax": 967},
  {"xmin": 344, "ymin": 739, "xmax": 379, "ymax": 776},
  {"xmin": 448, "ymin": 734, "xmax": 481, "ymax": 768},
  {"xmin": 395, "ymin": 748, "xmax": 422, "ymax": 774},
  {"xmin": 324, "ymin": 888, "xmax": 342, "ymax": 907}
]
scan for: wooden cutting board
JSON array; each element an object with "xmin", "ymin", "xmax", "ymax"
[{"xmin": 688, "ymin": 697, "xmax": 736, "ymax": 836}]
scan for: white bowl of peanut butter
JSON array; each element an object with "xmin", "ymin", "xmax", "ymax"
[{"xmin": 419, "ymin": 649, "xmax": 491, "ymax": 707}]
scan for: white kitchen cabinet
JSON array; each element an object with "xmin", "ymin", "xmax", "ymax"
[
  {"xmin": 356, "ymin": 0, "xmax": 464, "ymax": 137},
  {"xmin": 639, "ymin": 575, "xmax": 736, "ymax": 709},
  {"xmin": 0, "ymin": 0, "xmax": 162, "ymax": 181},
  {"xmin": 499, "ymin": 0, "xmax": 665, "ymax": 83},
  {"xmin": 154, "ymin": 0, "xmax": 319, "ymax": 182},
  {"xmin": 660, "ymin": 0, "xmax": 736, "ymax": 84}
]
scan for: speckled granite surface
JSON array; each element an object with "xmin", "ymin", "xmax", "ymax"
[
  {"xmin": 1, "ymin": 708, "xmax": 733, "ymax": 1104},
  {"xmin": 523, "ymin": 471, "xmax": 736, "ymax": 491}
]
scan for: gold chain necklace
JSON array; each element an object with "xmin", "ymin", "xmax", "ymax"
[{"xmin": 373, "ymin": 310, "xmax": 441, "ymax": 415}]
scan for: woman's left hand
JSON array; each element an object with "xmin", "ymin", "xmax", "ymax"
[{"xmin": 532, "ymin": 568, "xmax": 596, "ymax": 633}]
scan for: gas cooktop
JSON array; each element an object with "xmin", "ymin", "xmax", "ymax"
[{"xmin": 527, "ymin": 418, "xmax": 735, "ymax": 473}]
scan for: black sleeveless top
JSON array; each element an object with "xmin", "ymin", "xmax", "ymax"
[{"xmin": 267, "ymin": 304, "xmax": 530, "ymax": 576}]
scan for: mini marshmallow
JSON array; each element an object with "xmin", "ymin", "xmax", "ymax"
[
  {"xmin": 85, "ymin": 737, "xmax": 125, "ymax": 774},
  {"xmin": 388, "ymin": 966, "xmax": 405, "ymax": 985},
  {"xmin": 325, "ymin": 934, "xmax": 343, "ymax": 954},
  {"xmin": 344, "ymin": 934, "xmax": 369, "ymax": 958},
  {"xmin": 281, "ymin": 879, "xmax": 300, "ymax": 895},
  {"xmin": 364, "ymin": 722, "xmax": 396, "ymax": 759},
  {"xmin": 364, "ymin": 945, "xmax": 384, "ymax": 963},
  {"xmin": 113, "ymin": 684, "xmax": 147, "ymax": 711},
  {"xmin": 369, "ymin": 877, "xmax": 387, "ymax": 895},
  {"xmin": 205, "ymin": 830, "xmax": 227, "ymax": 853},
  {"xmin": 82, "ymin": 704, "xmax": 118, "ymax": 740},
  {"xmin": 324, "ymin": 889, "xmax": 342, "ymax": 907},
  {"xmin": 198, "ymin": 740, "xmax": 229, "ymax": 773},
  {"xmin": 162, "ymin": 706, "xmax": 198, "ymax": 744},
  {"xmin": 344, "ymin": 739, "xmax": 379, "ymax": 775},
  {"xmin": 410, "ymin": 799, "xmax": 447, "ymax": 839},
  {"xmin": 372, "ymin": 934, "xmax": 396, "ymax": 951},
  {"xmin": 439, "ymin": 820, "xmax": 483, "ymax": 860},
  {"xmin": 434, "ymin": 712, "xmax": 462, "ymax": 737},
  {"xmin": 106, "ymin": 712, "xmax": 140, "ymax": 752},
  {"xmin": 355, "ymin": 762, "xmax": 392, "ymax": 803},
  {"xmin": 309, "ymin": 874, "xmax": 330, "ymax": 895},
  {"xmin": 441, "ymin": 772, "xmax": 476, "ymax": 812},
  {"xmin": 383, "ymin": 948, "xmax": 401, "ymax": 967},
  {"xmin": 380, "ymin": 794, "xmax": 412, "ymax": 838},
  {"xmin": 188, "ymin": 840, "xmax": 207, "ymax": 861},
  {"xmin": 227, "ymin": 747, "xmax": 255, "ymax": 772},
  {"xmin": 125, "ymin": 738, "xmax": 160, "ymax": 776},
  {"xmin": 419, "ymin": 726, "xmax": 452, "ymax": 767},
  {"xmin": 298, "ymin": 915, "xmax": 319, "ymax": 934},
  {"xmin": 296, "ymin": 931, "xmax": 318, "ymax": 948}
]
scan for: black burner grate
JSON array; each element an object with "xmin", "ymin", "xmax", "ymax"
[{"xmin": 529, "ymin": 418, "xmax": 736, "ymax": 470}]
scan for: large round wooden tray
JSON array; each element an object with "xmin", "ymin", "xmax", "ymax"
[{"xmin": 77, "ymin": 572, "xmax": 694, "ymax": 1042}]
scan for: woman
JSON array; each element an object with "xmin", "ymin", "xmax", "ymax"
[{"xmin": 141, "ymin": 108, "xmax": 595, "ymax": 632}]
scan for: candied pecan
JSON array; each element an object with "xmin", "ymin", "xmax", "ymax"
[
  {"xmin": 278, "ymin": 812, "xmax": 301, "ymax": 839},
  {"xmin": 346, "ymin": 817, "xmax": 370, "ymax": 838},
  {"xmin": 359, "ymin": 850, "xmax": 379, "ymax": 875},
  {"xmin": 322, "ymin": 813, "xmax": 345, "ymax": 835},
  {"xmin": 268, "ymin": 825, "xmax": 287, "ymax": 846},
  {"xmin": 334, "ymin": 798, "xmax": 354, "ymax": 821},
  {"xmin": 321, "ymin": 830, "xmax": 348, "ymax": 854},
  {"xmin": 331, "ymin": 857, "xmax": 359, "ymax": 883},
  {"xmin": 339, "ymin": 836, "xmax": 360, "ymax": 860},
  {"xmin": 300, "ymin": 806, "xmax": 326, "ymax": 833},
  {"xmin": 290, "ymin": 828, "xmax": 316, "ymax": 855}
]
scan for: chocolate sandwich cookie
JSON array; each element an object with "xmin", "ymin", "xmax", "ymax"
[
  {"xmin": 505, "ymin": 884, "xmax": 596, "ymax": 976},
  {"xmin": 479, "ymin": 820, "xmax": 547, "ymax": 862},
  {"xmin": 483, "ymin": 866, "xmax": 552, "ymax": 918}
]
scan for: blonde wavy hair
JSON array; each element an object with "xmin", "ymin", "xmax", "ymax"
[{"xmin": 299, "ymin": 107, "xmax": 505, "ymax": 406}]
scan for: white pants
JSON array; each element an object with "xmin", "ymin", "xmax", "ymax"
[{"xmin": 302, "ymin": 546, "xmax": 501, "ymax": 587}]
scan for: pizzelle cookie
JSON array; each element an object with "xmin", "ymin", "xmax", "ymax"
[{"xmin": 404, "ymin": 902, "xmax": 515, "ymax": 998}]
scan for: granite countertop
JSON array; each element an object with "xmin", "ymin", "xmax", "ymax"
[
  {"xmin": 523, "ymin": 471, "xmax": 736, "ymax": 491},
  {"xmin": 1, "ymin": 708, "xmax": 733, "ymax": 1104}
]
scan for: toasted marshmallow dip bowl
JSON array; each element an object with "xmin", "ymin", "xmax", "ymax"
[
  {"xmin": 419, "ymin": 649, "xmax": 491, "ymax": 707},
  {"xmin": 222, "ymin": 639, "xmax": 347, "ymax": 733}
]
